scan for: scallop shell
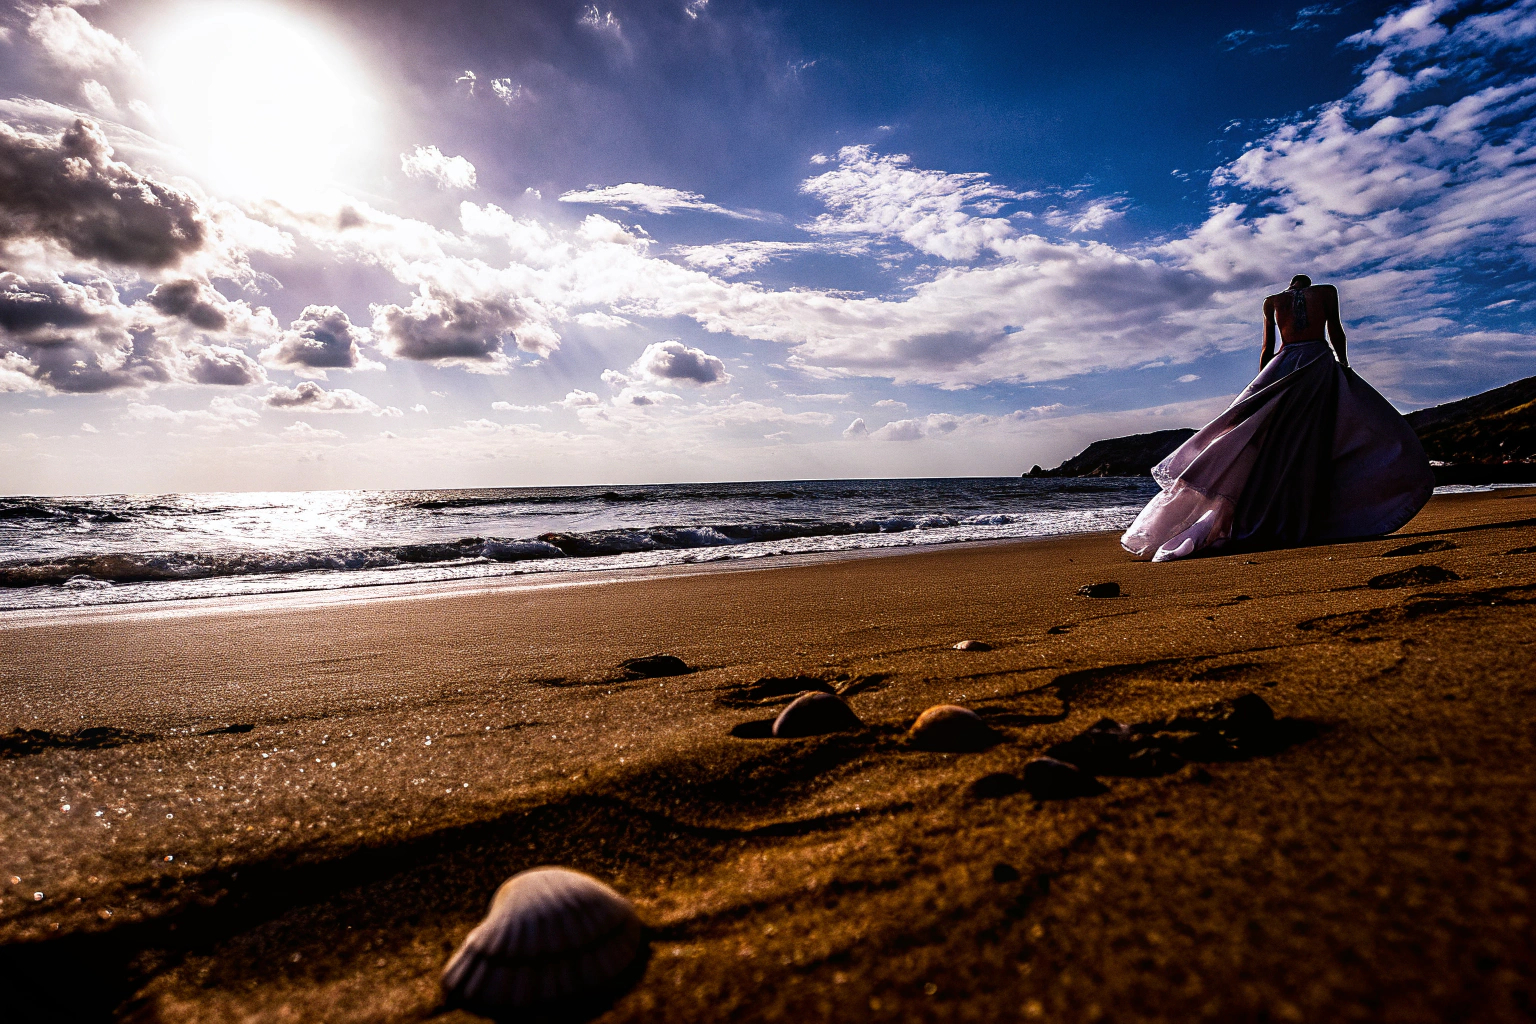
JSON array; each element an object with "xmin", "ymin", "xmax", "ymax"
[
  {"xmin": 906, "ymin": 704, "xmax": 998, "ymax": 752},
  {"xmin": 771, "ymin": 691, "xmax": 862, "ymax": 737},
  {"xmin": 442, "ymin": 867, "xmax": 645, "ymax": 1018}
]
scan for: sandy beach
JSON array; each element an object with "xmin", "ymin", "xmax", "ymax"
[{"xmin": 3, "ymin": 488, "xmax": 1535, "ymax": 1022}]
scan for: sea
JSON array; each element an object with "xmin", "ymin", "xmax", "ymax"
[{"xmin": 0, "ymin": 478, "xmax": 1166, "ymax": 612}]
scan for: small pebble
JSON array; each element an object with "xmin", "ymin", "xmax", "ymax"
[
  {"xmin": 772, "ymin": 692, "xmax": 862, "ymax": 738},
  {"xmin": 953, "ymin": 640, "xmax": 992, "ymax": 651},
  {"xmin": 1077, "ymin": 581, "xmax": 1121, "ymax": 598},
  {"xmin": 907, "ymin": 705, "xmax": 998, "ymax": 752},
  {"xmin": 1023, "ymin": 757, "xmax": 1108, "ymax": 800}
]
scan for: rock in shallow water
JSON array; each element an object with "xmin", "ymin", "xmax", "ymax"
[
  {"xmin": 1023, "ymin": 757, "xmax": 1108, "ymax": 800},
  {"xmin": 907, "ymin": 705, "xmax": 998, "ymax": 752},
  {"xmin": 442, "ymin": 866, "xmax": 646, "ymax": 1019},
  {"xmin": 772, "ymin": 691, "xmax": 862, "ymax": 738}
]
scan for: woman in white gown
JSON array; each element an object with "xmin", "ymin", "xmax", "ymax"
[{"xmin": 1122, "ymin": 276, "xmax": 1434, "ymax": 562}]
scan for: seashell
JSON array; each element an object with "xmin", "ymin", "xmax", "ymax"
[
  {"xmin": 772, "ymin": 691, "xmax": 861, "ymax": 738},
  {"xmin": 1022, "ymin": 757, "xmax": 1108, "ymax": 800},
  {"xmin": 907, "ymin": 705, "xmax": 998, "ymax": 752},
  {"xmin": 952, "ymin": 639, "xmax": 992, "ymax": 651},
  {"xmin": 442, "ymin": 866, "xmax": 645, "ymax": 1018},
  {"xmin": 1076, "ymin": 581, "xmax": 1120, "ymax": 598}
]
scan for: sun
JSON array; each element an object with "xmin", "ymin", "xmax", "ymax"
[{"xmin": 148, "ymin": 3, "xmax": 377, "ymax": 198}]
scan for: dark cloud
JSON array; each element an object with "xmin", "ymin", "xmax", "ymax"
[
  {"xmin": 148, "ymin": 280, "xmax": 230, "ymax": 331},
  {"xmin": 370, "ymin": 287, "xmax": 520, "ymax": 363},
  {"xmin": 262, "ymin": 305, "xmax": 370, "ymax": 371},
  {"xmin": 0, "ymin": 271, "xmax": 152, "ymax": 392},
  {"xmin": 0, "ymin": 118, "xmax": 208, "ymax": 269},
  {"xmin": 632, "ymin": 339, "xmax": 729, "ymax": 384},
  {"xmin": 188, "ymin": 345, "xmax": 266, "ymax": 386}
]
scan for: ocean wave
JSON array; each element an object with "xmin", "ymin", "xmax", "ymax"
[{"xmin": 0, "ymin": 512, "xmax": 1070, "ymax": 589}]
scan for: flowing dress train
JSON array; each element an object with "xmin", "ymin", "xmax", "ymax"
[{"xmin": 1121, "ymin": 341, "xmax": 1434, "ymax": 561}]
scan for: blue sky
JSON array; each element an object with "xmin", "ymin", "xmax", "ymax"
[{"xmin": 1, "ymin": 0, "xmax": 1534, "ymax": 493}]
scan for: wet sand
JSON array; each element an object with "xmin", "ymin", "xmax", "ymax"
[{"xmin": 3, "ymin": 489, "xmax": 1535, "ymax": 1023}]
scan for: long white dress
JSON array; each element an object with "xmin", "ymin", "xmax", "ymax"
[{"xmin": 1121, "ymin": 340, "xmax": 1434, "ymax": 561}]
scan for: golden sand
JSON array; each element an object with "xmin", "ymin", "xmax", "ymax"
[{"xmin": 2, "ymin": 489, "xmax": 1535, "ymax": 1022}]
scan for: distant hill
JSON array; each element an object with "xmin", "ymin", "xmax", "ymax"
[
  {"xmin": 1405, "ymin": 374, "xmax": 1536, "ymax": 482},
  {"xmin": 1025, "ymin": 428, "xmax": 1196, "ymax": 478},
  {"xmin": 1026, "ymin": 374, "xmax": 1536, "ymax": 484}
]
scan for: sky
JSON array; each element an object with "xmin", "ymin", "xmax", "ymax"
[{"xmin": 1, "ymin": 0, "xmax": 1534, "ymax": 495}]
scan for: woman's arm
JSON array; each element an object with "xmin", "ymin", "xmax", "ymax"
[
  {"xmin": 1323, "ymin": 285, "xmax": 1349, "ymax": 370},
  {"xmin": 1261, "ymin": 296, "xmax": 1277, "ymax": 370}
]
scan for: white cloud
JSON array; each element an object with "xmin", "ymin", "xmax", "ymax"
[
  {"xmin": 78, "ymin": 79, "xmax": 114, "ymax": 114},
  {"xmin": 28, "ymin": 5, "xmax": 137, "ymax": 71},
  {"xmin": 842, "ymin": 417, "xmax": 868, "ymax": 438},
  {"xmin": 559, "ymin": 183, "xmax": 758, "ymax": 219},
  {"xmin": 263, "ymin": 382, "xmax": 401, "ymax": 416},
  {"xmin": 411, "ymin": 404, "xmax": 428, "ymax": 414},
  {"xmin": 559, "ymin": 389, "xmax": 602, "ymax": 409},
  {"xmin": 674, "ymin": 239, "xmax": 869, "ymax": 276},
  {"xmin": 492, "ymin": 401, "xmax": 549, "ymax": 412},
  {"xmin": 401, "ymin": 145, "xmax": 477, "ymax": 190},
  {"xmin": 873, "ymin": 398, "xmax": 907, "ymax": 410},
  {"xmin": 686, "ymin": 0, "xmax": 710, "ymax": 19},
  {"xmin": 491, "ymin": 79, "xmax": 521, "ymax": 105},
  {"xmin": 630, "ymin": 340, "xmax": 731, "ymax": 385},
  {"xmin": 1176, "ymin": 373, "xmax": 1200, "ymax": 383},
  {"xmin": 799, "ymin": 145, "xmax": 1024, "ymax": 260},
  {"xmin": 123, "ymin": 397, "xmax": 260, "ymax": 432},
  {"xmin": 578, "ymin": 6, "xmax": 623, "ymax": 35},
  {"xmin": 79, "ymin": 421, "xmax": 97, "ymax": 433},
  {"xmin": 575, "ymin": 311, "xmax": 632, "ymax": 328}
]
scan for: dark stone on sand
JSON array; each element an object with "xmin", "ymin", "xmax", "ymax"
[
  {"xmin": 1367, "ymin": 564, "xmax": 1462, "ymax": 590},
  {"xmin": 970, "ymin": 772, "xmax": 1025, "ymax": 799},
  {"xmin": 771, "ymin": 691, "xmax": 862, "ymax": 738},
  {"xmin": 620, "ymin": 654, "xmax": 691, "ymax": 679},
  {"xmin": 1023, "ymin": 757, "xmax": 1108, "ymax": 800},
  {"xmin": 1077, "ymin": 581, "xmax": 1121, "ymax": 598},
  {"xmin": 991, "ymin": 863, "xmax": 1020, "ymax": 883},
  {"xmin": 1382, "ymin": 539, "xmax": 1457, "ymax": 557},
  {"xmin": 907, "ymin": 705, "xmax": 998, "ymax": 752},
  {"xmin": 199, "ymin": 723, "xmax": 255, "ymax": 736}
]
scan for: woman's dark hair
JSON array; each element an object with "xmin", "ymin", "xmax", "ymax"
[{"xmin": 1289, "ymin": 274, "xmax": 1312, "ymax": 289}]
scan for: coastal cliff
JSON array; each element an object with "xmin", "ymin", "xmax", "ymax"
[{"xmin": 1025, "ymin": 427, "xmax": 1196, "ymax": 478}]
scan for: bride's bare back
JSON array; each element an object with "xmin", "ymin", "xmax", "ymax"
[{"xmin": 1261, "ymin": 277, "xmax": 1348, "ymax": 370}]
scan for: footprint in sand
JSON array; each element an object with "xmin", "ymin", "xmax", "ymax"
[
  {"xmin": 1367, "ymin": 564, "xmax": 1461, "ymax": 589},
  {"xmin": 1382, "ymin": 539, "xmax": 1458, "ymax": 557}
]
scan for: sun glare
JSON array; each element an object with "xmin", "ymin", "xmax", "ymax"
[{"xmin": 149, "ymin": 3, "xmax": 376, "ymax": 198}]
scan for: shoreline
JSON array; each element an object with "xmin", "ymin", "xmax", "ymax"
[
  {"xmin": 3, "ymin": 488, "xmax": 1535, "ymax": 1022},
  {"xmin": 0, "ymin": 531, "xmax": 1113, "ymax": 629}
]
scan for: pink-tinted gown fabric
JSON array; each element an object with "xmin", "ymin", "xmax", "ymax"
[{"xmin": 1121, "ymin": 341, "xmax": 1434, "ymax": 561}]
